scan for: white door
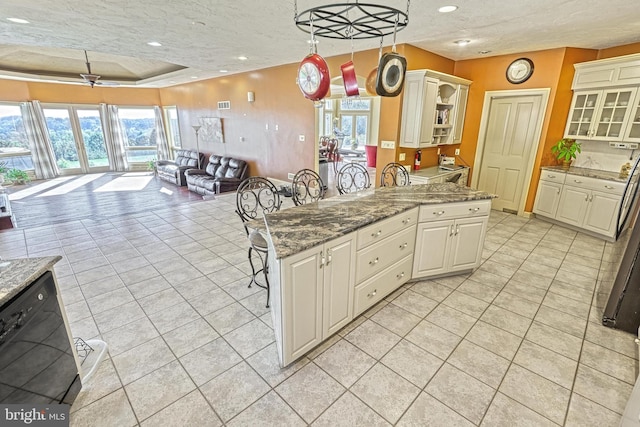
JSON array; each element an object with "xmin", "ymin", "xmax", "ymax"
[
  {"xmin": 449, "ymin": 217, "xmax": 487, "ymax": 273},
  {"xmin": 476, "ymin": 94, "xmax": 544, "ymax": 212},
  {"xmin": 322, "ymin": 234, "xmax": 355, "ymax": 338}
]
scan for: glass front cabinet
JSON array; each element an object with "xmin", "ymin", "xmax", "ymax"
[{"xmin": 564, "ymin": 88, "xmax": 637, "ymax": 142}]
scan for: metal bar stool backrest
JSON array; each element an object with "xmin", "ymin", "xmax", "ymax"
[
  {"xmin": 235, "ymin": 177, "xmax": 282, "ymax": 234},
  {"xmin": 446, "ymin": 172, "xmax": 462, "ymax": 184},
  {"xmin": 292, "ymin": 168, "xmax": 326, "ymax": 206},
  {"xmin": 336, "ymin": 162, "xmax": 371, "ymax": 195},
  {"xmin": 380, "ymin": 162, "xmax": 410, "ymax": 187}
]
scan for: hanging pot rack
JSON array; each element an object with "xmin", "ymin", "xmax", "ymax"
[{"xmin": 294, "ymin": 1, "xmax": 410, "ymax": 40}]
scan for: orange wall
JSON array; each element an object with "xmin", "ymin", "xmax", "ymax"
[{"xmin": 597, "ymin": 42, "xmax": 640, "ymax": 59}]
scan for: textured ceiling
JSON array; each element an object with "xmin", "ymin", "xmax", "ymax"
[{"xmin": 0, "ymin": 0, "xmax": 639, "ymax": 87}]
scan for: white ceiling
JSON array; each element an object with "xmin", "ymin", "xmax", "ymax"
[{"xmin": 1, "ymin": 0, "xmax": 639, "ymax": 87}]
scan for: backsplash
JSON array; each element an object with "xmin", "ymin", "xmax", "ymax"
[{"xmin": 573, "ymin": 140, "xmax": 638, "ymax": 172}]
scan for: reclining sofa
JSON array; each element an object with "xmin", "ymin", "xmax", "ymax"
[
  {"xmin": 185, "ymin": 154, "xmax": 249, "ymax": 195},
  {"xmin": 156, "ymin": 149, "xmax": 205, "ymax": 186}
]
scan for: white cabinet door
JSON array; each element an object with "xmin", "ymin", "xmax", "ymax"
[
  {"xmin": 322, "ymin": 234, "xmax": 355, "ymax": 338},
  {"xmin": 282, "ymin": 246, "xmax": 324, "ymax": 362},
  {"xmin": 399, "ymin": 73, "xmax": 425, "ymax": 148},
  {"xmin": 591, "ymin": 87, "xmax": 637, "ymax": 141},
  {"xmin": 533, "ymin": 180, "xmax": 563, "ymax": 217},
  {"xmin": 556, "ymin": 186, "xmax": 590, "ymax": 226},
  {"xmin": 452, "ymin": 84, "xmax": 469, "ymax": 145},
  {"xmin": 412, "ymin": 220, "xmax": 452, "ymax": 278},
  {"xmin": 564, "ymin": 91, "xmax": 602, "ymax": 139},
  {"xmin": 583, "ymin": 190, "xmax": 621, "ymax": 235},
  {"xmin": 419, "ymin": 78, "xmax": 439, "ymax": 146},
  {"xmin": 449, "ymin": 217, "xmax": 487, "ymax": 273}
]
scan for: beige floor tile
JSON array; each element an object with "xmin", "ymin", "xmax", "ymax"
[
  {"xmin": 275, "ymin": 363, "xmax": 345, "ymax": 423},
  {"xmin": 499, "ymin": 364, "xmax": 571, "ymax": 424},
  {"xmin": 406, "ymin": 320, "xmax": 462, "ymax": 359},
  {"xmin": 573, "ymin": 364, "xmax": 633, "ymax": 414},
  {"xmin": 93, "ymin": 300, "xmax": 146, "ymax": 334},
  {"xmin": 224, "ymin": 318, "xmax": 274, "ymax": 358},
  {"xmin": 126, "ymin": 276, "xmax": 172, "ymax": 299},
  {"xmin": 410, "ymin": 280, "xmax": 453, "ymax": 302},
  {"xmin": 442, "ymin": 290, "xmax": 490, "ymax": 318},
  {"xmin": 456, "ymin": 280, "xmax": 502, "ymax": 303},
  {"xmin": 492, "ymin": 291, "xmax": 540, "ymax": 319},
  {"xmin": 524, "ymin": 321, "xmax": 583, "ymax": 361},
  {"xmin": 397, "ymin": 392, "xmax": 474, "ymax": 427},
  {"xmin": 501, "ymin": 279, "xmax": 547, "ymax": 304},
  {"xmin": 315, "ymin": 339, "xmax": 375, "ymax": 387},
  {"xmin": 425, "ymin": 363, "xmax": 495, "ymax": 424},
  {"xmin": 112, "ymin": 336, "xmax": 175, "ymax": 385},
  {"xmin": 481, "ymin": 392, "xmax": 557, "ymax": 427},
  {"xmin": 585, "ymin": 322, "xmax": 638, "ymax": 359},
  {"xmin": 71, "ymin": 359, "xmax": 122, "ymax": 413},
  {"xmin": 102, "ymin": 317, "xmax": 159, "ymax": 356},
  {"xmin": 534, "ymin": 305, "xmax": 587, "ymax": 338},
  {"xmin": 514, "ymin": 340, "xmax": 578, "ymax": 389},
  {"xmin": 147, "ymin": 300, "xmax": 201, "ymax": 334},
  {"xmin": 179, "ymin": 337, "xmax": 242, "ymax": 386},
  {"xmin": 125, "ymin": 360, "xmax": 196, "ymax": 421},
  {"xmin": 162, "ymin": 318, "xmax": 219, "ymax": 357},
  {"xmin": 137, "ymin": 288, "xmax": 186, "ymax": 316},
  {"xmin": 351, "ymin": 363, "xmax": 420, "ymax": 424},
  {"xmin": 426, "ymin": 304, "xmax": 477, "ymax": 336},
  {"xmin": 200, "ymin": 361, "xmax": 270, "ymax": 422},
  {"xmin": 86, "ymin": 287, "xmax": 134, "ymax": 315},
  {"xmin": 543, "ymin": 291, "xmax": 591, "ymax": 319},
  {"xmin": 579, "ymin": 341, "xmax": 637, "ymax": 385},
  {"xmin": 480, "ymin": 305, "xmax": 532, "ymax": 337},
  {"xmin": 204, "ymin": 302, "xmax": 256, "ymax": 335},
  {"xmin": 140, "ymin": 390, "xmax": 222, "ymax": 427},
  {"xmin": 172, "ymin": 275, "xmax": 218, "ymax": 300},
  {"xmin": 312, "ymin": 392, "xmax": 390, "ymax": 427},
  {"xmin": 227, "ymin": 391, "xmax": 305, "ymax": 427},
  {"xmin": 247, "ymin": 343, "xmax": 310, "ymax": 387},
  {"xmin": 390, "ymin": 289, "xmax": 438, "ymax": 317},
  {"xmin": 370, "ymin": 303, "xmax": 421, "ymax": 336},
  {"xmin": 465, "ymin": 321, "xmax": 522, "ymax": 360},
  {"xmin": 345, "ymin": 319, "xmax": 401, "ymax": 359},
  {"xmin": 70, "ymin": 389, "xmax": 137, "ymax": 427},
  {"xmin": 381, "ymin": 339, "xmax": 443, "ymax": 388},
  {"xmin": 448, "ymin": 340, "xmax": 510, "ymax": 388},
  {"xmin": 565, "ymin": 393, "xmax": 621, "ymax": 427}
]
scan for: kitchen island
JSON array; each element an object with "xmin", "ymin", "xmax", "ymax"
[{"xmin": 260, "ymin": 183, "xmax": 494, "ymax": 366}]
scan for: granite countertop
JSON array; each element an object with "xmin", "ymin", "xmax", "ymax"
[
  {"xmin": 262, "ymin": 183, "xmax": 494, "ymax": 259},
  {"xmin": 411, "ymin": 165, "xmax": 469, "ymax": 179},
  {"xmin": 0, "ymin": 256, "xmax": 62, "ymax": 306},
  {"xmin": 541, "ymin": 166, "xmax": 628, "ymax": 183}
]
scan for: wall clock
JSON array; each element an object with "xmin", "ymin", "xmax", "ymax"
[
  {"xmin": 506, "ymin": 58, "xmax": 534, "ymax": 84},
  {"xmin": 297, "ymin": 53, "xmax": 330, "ymax": 101}
]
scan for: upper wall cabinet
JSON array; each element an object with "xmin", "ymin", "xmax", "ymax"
[
  {"xmin": 399, "ymin": 70, "xmax": 472, "ymax": 149},
  {"xmin": 572, "ymin": 54, "xmax": 640, "ymax": 91}
]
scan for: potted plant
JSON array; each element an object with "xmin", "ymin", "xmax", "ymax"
[
  {"xmin": 147, "ymin": 158, "xmax": 157, "ymax": 175},
  {"xmin": 5, "ymin": 168, "xmax": 30, "ymax": 185},
  {"xmin": 0, "ymin": 161, "xmax": 7, "ymax": 185},
  {"xmin": 551, "ymin": 138, "xmax": 581, "ymax": 169}
]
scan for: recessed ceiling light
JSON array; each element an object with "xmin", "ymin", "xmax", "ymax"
[
  {"xmin": 219, "ymin": 69, "xmax": 228, "ymax": 73},
  {"xmin": 147, "ymin": 41, "xmax": 162, "ymax": 47},
  {"xmin": 438, "ymin": 6, "xmax": 458, "ymax": 13},
  {"xmin": 479, "ymin": 50, "xmax": 491, "ymax": 54},
  {"xmin": 7, "ymin": 18, "xmax": 29, "ymax": 24},
  {"xmin": 454, "ymin": 40, "xmax": 471, "ymax": 46},
  {"xmin": 238, "ymin": 56, "xmax": 248, "ymax": 61},
  {"xmin": 191, "ymin": 21, "xmax": 206, "ymax": 26}
]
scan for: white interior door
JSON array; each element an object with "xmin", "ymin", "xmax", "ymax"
[{"xmin": 476, "ymin": 94, "xmax": 544, "ymax": 212}]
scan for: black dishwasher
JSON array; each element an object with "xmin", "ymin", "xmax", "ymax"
[{"xmin": 0, "ymin": 271, "xmax": 81, "ymax": 404}]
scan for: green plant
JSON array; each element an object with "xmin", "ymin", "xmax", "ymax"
[
  {"xmin": 0, "ymin": 161, "xmax": 7, "ymax": 174},
  {"xmin": 147, "ymin": 158, "xmax": 157, "ymax": 171},
  {"xmin": 551, "ymin": 138, "xmax": 581, "ymax": 162},
  {"xmin": 5, "ymin": 168, "xmax": 30, "ymax": 184}
]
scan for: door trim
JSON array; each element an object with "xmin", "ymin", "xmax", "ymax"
[{"xmin": 471, "ymin": 89, "xmax": 551, "ymax": 216}]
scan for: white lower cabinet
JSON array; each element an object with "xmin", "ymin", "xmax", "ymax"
[
  {"xmin": 412, "ymin": 215, "xmax": 487, "ymax": 278},
  {"xmin": 533, "ymin": 180, "xmax": 563, "ymax": 217},
  {"xmin": 280, "ymin": 233, "xmax": 355, "ymax": 364},
  {"xmin": 556, "ymin": 185, "xmax": 590, "ymax": 226}
]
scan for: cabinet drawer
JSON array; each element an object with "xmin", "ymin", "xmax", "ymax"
[
  {"xmin": 357, "ymin": 207, "xmax": 418, "ymax": 250},
  {"xmin": 540, "ymin": 170, "xmax": 566, "ymax": 184},
  {"xmin": 418, "ymin": 200, "xmax": 490, "ymax": 222},
  {"xmin": 356, "ymin": 227, "xmax": 416, "ymax": 283},
  {"xmin": 354, "ymin": 255, "xmax": 413, "ymax": 317},
  {"xmin": 565, "ymin": 174, "xmax": 625, "ymax": 195}
]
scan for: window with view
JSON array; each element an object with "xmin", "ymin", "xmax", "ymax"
[
  {"xmin": 163, "ymin": 106, "xmax": 181, "ymax": 154},
  {"xmin": 0, "ymin": 104, "xmax": 33, "ymax": 171},
  {"xmin": 118, "ymin": 107, "xmax": 157, "ymax": 163}
]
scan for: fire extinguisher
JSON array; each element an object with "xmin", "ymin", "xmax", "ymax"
[{"xmin": 414, "ymin": 149, "xmax": 422, "ymax": 171}]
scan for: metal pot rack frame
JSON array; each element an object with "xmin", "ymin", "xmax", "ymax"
[{"xmin": 294, "ymin": 1, "xmax": 410, "ymax": 40}]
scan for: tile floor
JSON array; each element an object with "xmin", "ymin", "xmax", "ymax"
[{"xmin": 0, "ymin": 186, "xmax": 638, "ymax": 426}]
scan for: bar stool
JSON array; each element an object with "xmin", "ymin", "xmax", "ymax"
[
  {"xmin": 380, "ymin": 162, "xmax": 410, "ymax": 187},
  {"xmin": 292, "ymin": 168, "xmax": 326, "ymax": 206},
  {"xmin": 336, "ymin": 162, "xmax": 371, "ymax": 194},
  {"xmin": 235, "ymin": 177, "xmax": 281, "ymax": 307}
]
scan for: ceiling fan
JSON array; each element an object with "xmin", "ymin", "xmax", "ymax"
[{"xmin": 80, "ymin": 50, "xmax": 119, "ymax": 88}]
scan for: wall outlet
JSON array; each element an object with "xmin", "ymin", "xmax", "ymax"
[
  {"xmin": 288, "ymin": 173, "xmax": 295, "ymax": 180},
  {"xmin": 455, "ymin": 148, "xmax": 460, "ymax": 155},
  {"xmin": 240, "ymin": 136, "xmax": 245, "ymax": 142},
  {"xmin": 437, "ymin": 148, "xmax": 441, "ymax": 155},
  {"xmin": 275, "ymin": 124, "xmax": 279, "ymax": 131},
  {"xmin": 299, "ymin": 135, "xmax": 305, "ymax": 142},
  {"xmin": 399, "ymin": 153, "xmax": 406, "ymax": 161},
  {"xmin": 381, "ymin": 140, "xmax": 395, "ymax": 149}
]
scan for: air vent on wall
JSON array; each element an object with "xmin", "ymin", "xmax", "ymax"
[{"xmin": 218, "ymin": 101, "xmax": 231, "ymax": 110}]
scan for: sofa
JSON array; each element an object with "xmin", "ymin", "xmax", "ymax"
[
  {"xmin": 156, "ymin": 150, "xmax": 206, "ymax": 187},
  {"xmin": 185, "ymin": 154, "xmax": 249, "ymax": 195}
]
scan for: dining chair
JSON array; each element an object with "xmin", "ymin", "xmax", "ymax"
[
  {"xmin": 291, "ymin": 168, "xmax": 326, "ymax": 206},
  {"xmin": 380, "ymin": 162, "xmax": 411, "ymax": 187},
  {"xmin": 336, "ymin": 162, "xmax": 371, "ymax": 194},
  {"xmin": 235, "ymin": 176, "xmax": 282, "ymax": 307}
]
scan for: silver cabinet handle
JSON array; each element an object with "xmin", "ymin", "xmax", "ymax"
[
  {"xmin": 367, "ymin": 289, "xmax": 377, "ymax": 298},
  {"xmin": 399, "ymin": 242, "xmax": 408, "ymax": 250},
  {"xmin": 401, "ymin": 217, "xmax": 412, "ymax": 225},
  {"xmin": 584, "ymin": 194, "xmax": 589, "ymax": 201},
  {"xmin": 369, "ymin": 257, "xmax": 379, "ymax": 265},
  {"xmin": 396, "ymin": 272, "xmax": 405, "ymax": 280},
  {"xmin": 320, "ymin": 251, "xmax": 325, "ymax": 268},
  {"xmin": 548, "ymin": 174, "xmax": 556, "ymax": 178},
  {"xmin": 371, "ymin": 230, "xmax": 382, "ymax": 237},
  {"xmin": 469, "ymin": 207, "xmax": 480, "ymax": 212},
  {"xmin": 589, "ymin": 194, "xmax": 593, "ymax": 202},
  {"xmin": 326, "ymin": 249, "xmax": 332, "ymax": 266},
  {"xmin": 574, "ymin": 179, "xmax": 582, "ymax": 183},
  {"xmin": 556, "ymin": 188, "xmax": 560, "ymax": 194},
  {"xmin": 449, "ymin": 225, "xmax": 454, "ymax": 236},
  {"xmin": 434, "ymin": 210, "xmax": 445, "ymax": 216},
  {"xmin": 604, "ymin": 185, "xmax": 614, "ymax": 190},
  {"xmin": 455, "ymin": 225, "xmax": 460, "ymax": 235}
]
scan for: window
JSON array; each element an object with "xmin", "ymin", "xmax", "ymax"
[
  {"xmin": 163, "ymin": 106, "xmax": 181, "ymax": 154},
  {"xmin": 118, "ymin": 107, "xmax": 157, "ymax": 163},
  {"xmin": 338, "ymin": 98, "xmax": 372, "ymax": 151},
  {"xmin": 0, "ymin": 104, "xmax": 33, "ymax": 171}
]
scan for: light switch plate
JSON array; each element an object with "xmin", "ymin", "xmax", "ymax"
[
  {"xmin": 381, "ymin": 140, "xmax": 395, "ymax": 149},
  {"xmin": 454, "ymin": 148, "xmax": 460, "ymax": 155},
  {"xmin": 399, "ymin": 153, "xmax": 406, "ymax": 161}
]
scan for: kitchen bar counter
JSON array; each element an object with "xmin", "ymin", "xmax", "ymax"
[
  {"xmin": 263, "ymin": 183, "xmax": 494, "ymax": 259},
  {"xmin": 542, "ymin": 165, "xmax": 627, "ymax": 182},
  {"xmin": 411, "ymin": 165, "xmax": 469, "ymax": 179},
  {"xmin": 0, "ymin": 256, "xmax": 61, "ymax": 306}
]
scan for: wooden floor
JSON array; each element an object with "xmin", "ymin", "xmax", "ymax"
[{"xmin": 3, "ymin": 172, "xmax": 203, "ymax": 229}]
